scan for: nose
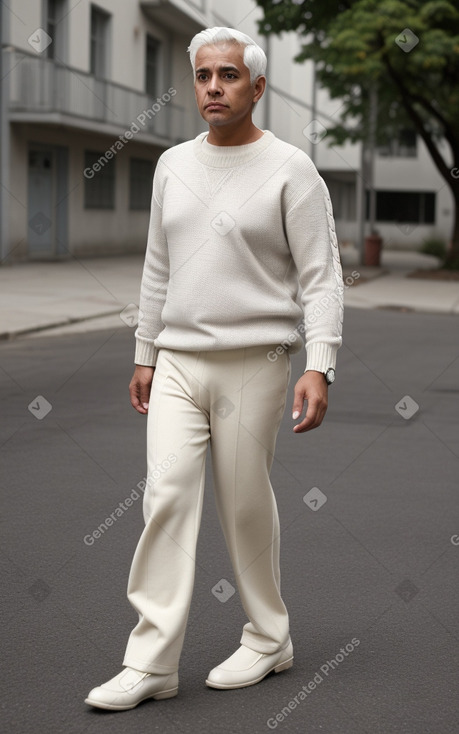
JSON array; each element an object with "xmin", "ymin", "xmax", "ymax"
[{"xmin": 207, "ymin": 72, "xmax": 222, "ymax": 96}]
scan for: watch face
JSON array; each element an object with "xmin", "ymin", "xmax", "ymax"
[{"xmin": 325, "ymin": 368, "xmax": 335, "ymax": 384}]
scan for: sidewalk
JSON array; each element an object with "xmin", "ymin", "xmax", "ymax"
[
  {"xmin": 341, "ymin": 246, "xmax": 459, "ymax": 314},
  {"xmin": 0, "ymin": 249, "xmax": 458, "ymax": 341},
  {"xmin": 0, "ymin": 255, "xmax": 144, "ymax": 340}
]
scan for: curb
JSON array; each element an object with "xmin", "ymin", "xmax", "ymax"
[{"xmin": 0, "ymin": 309, "xmax": 124, "ymax": 341}]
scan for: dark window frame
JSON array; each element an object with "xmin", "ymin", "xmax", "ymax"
[
  {"xmin": 45, "ymin": 0, "xmax": 66, "ymax": 60},
  {"xmin": 145, "ymin": 35, "xmax": 161, "ymax": 98},
  {"xmin": 129, "ymin": 158, "xmax": 154, "ymax": 211},
  {"xmin": 84, "ymin": 150, "xmax": 115, "ymax": 210},
  {"xmin": 366, "ymin": 190, "xmax": 436, "ymax": 224},
  {"xmin": 90, "ymin": 4, "xmax": 111, "ymax": 78},
  {"xmin": 378, "ymin": 128, "xmax": 417, "ymax": 158}
]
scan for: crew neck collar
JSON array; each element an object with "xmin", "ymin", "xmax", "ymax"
[{"xmin": 193, "ymin": 130, "xmax": 275, "ymax": 168}]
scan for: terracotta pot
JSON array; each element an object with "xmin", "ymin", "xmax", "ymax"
[{"xmin": 364, "ymin": 234, "xmax": 383, "ymax": 267}]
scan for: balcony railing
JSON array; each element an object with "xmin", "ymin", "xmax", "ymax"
[{"xmin": 4, "ymin": 47, "xmax": 196, "ymax": 143}]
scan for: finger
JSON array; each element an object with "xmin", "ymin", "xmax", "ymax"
[
  {"xmin": 140, "ymin": 370, "xmax": 154, "ymax": 412},
  {"xmin": 293, "ymin": 399, "xmax": 327, "ymax": 433},
  {"xmin": 129, "ymin": 380, "xmax": 148, "ymax": 415},
  {"xmin": 134, "ymin": 398, "xmax": 148, "ymax": 415},
  {"xmin": 139, "ymin": 382, "xmax": 151, "ymax": 412},
  {"xmin": 291, "ymin": 390, "xmax": 305, "ymax": 420}
]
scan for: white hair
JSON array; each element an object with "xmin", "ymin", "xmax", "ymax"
[{"xmin": 188, "ymin": 27, "xmax": 267, "ymax": 84}]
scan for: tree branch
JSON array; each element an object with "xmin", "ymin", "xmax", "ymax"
[
  {"xmin": 382, "ymin": 54, "xmax": 452, "ymax": 182},
  {"xmin": 408, "ymin": 92, "xmax": 456, "ymax": 146}
]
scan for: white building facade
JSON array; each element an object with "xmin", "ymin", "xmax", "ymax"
[{"xmin": 0, "ymin": 0, "xmax": 453, "ymax": 264}]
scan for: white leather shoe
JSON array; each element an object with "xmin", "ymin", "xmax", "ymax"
[
  {"xmin": 206, "ymin": 641, "xmax": 293, "ymax": 689},
  {"xmin": 85, "ymin": 667, "xmax": 178, "ymax": 710}
]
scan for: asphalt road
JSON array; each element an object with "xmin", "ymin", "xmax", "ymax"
[{"xmin": 1, "ymin": 307, "xmax": 458, "ymax": 734}]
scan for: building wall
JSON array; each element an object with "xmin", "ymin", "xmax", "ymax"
[
  {"xmin": 1, "ymin": 0, "xmax": 455, "ymax": 263},
  {"xmin": 9, "ymin": 123, "xmax": 164, "ymax": 259},
  {"xmin": 373, "ymin": 138, "xmax": 453, "ymax": 249},
  {"xmin": 8, "ymin": 1, "xmax": 41, "ymax": 52}
]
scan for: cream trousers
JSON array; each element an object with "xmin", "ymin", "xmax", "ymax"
[{"xmin": 123, "ymin": 345, "xmax": 292, "ymax": 674}]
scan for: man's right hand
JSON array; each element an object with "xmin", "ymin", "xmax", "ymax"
[{"xmin": 129, "ymin": 365, "xmax": 155, "ymax": 414}]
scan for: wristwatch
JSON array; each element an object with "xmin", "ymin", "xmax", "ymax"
[{"xmin": 324, "ymin": 368, "xmax": 335, "ymax": 385}]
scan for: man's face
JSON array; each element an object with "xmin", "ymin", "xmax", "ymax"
[{"xmin": 194, "ymin": 41, "xmax": 264, "ymax": 127}]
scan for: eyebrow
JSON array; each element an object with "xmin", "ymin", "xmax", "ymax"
[{"xmin": 195, "ymin": 65, "xmax": 240, "ymax": 75}]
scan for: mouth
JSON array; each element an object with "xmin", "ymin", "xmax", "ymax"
[{"xmin": 205, "ymin": 103, "xmax": 228, "ymax": 110}]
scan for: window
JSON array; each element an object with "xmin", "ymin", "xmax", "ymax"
[
  {"xmin": 90, "ymin": 5, "xmax": 111, "ymax": 78},
  {"xmin": 84, "ymin": 151, "xmax": 115, "ymax": 209},
  {"xmin": 378, "ymin": 128, "xmax": 417, "ymax": 158},
  {"xmin": 324, "ymin": 179, "xmax": 356, "ymax": 221},
  {"xmin": 370, "ymin": 191, "xmax": 435, "ymax": 224},
  {"xmin": 129, "ymin": 158, "xmax": 154, "ymax": 210},
  {"xmin": 46, "ymin": 0, "xmax": 66, "ymax": 60},
  {"xmin": 146, "ymin": 35, "xmax": 161, "ymax": 98}
]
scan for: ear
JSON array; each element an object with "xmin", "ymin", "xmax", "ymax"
[{"xmin": 253, "ymin": 75, "xmax": 266, "ymax": 104}]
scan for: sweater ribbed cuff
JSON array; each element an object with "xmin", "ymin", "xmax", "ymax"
[
  {"xmin": 304, "ymin": 342, "xmax": 337, "ymax": 374},
  {"xmin": 134, "ymin": 337, "xmax": 159, "ymax": 367}
]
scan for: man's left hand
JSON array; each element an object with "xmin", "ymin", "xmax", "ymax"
[{"xmin": 291, "ymin": 370, "xmax": 328, "ymax": 433}]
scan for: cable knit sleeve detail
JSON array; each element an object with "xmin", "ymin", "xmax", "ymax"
[
  {"xmin": 286, "ymin": 177, "xmax": 344, "ymax": 373},
  {"xmin": 134, "ymin": 163, "xmax": 169, "ymax": 366}
]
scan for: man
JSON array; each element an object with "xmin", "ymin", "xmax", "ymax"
[{"xmin": 85, "ymin": 26, "xmax": 343, "ymax": 711}]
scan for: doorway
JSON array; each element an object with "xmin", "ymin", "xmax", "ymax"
[{"xmin": 28, "ymin": 144, "xmax": 68, "ymax": 259}]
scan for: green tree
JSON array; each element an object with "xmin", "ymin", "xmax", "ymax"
[{"xmin": 256, "ymin": 0, "xmax": 459, "ymax": 266}]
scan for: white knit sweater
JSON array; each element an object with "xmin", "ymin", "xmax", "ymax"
[{"xmin": 135, "ymin": 130, "xmax": 343, "ymax": 373}]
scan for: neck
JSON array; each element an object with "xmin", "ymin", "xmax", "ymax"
[{"xmin": 206, "ymin": 119, "xmax": 264, "ymax": 146}]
